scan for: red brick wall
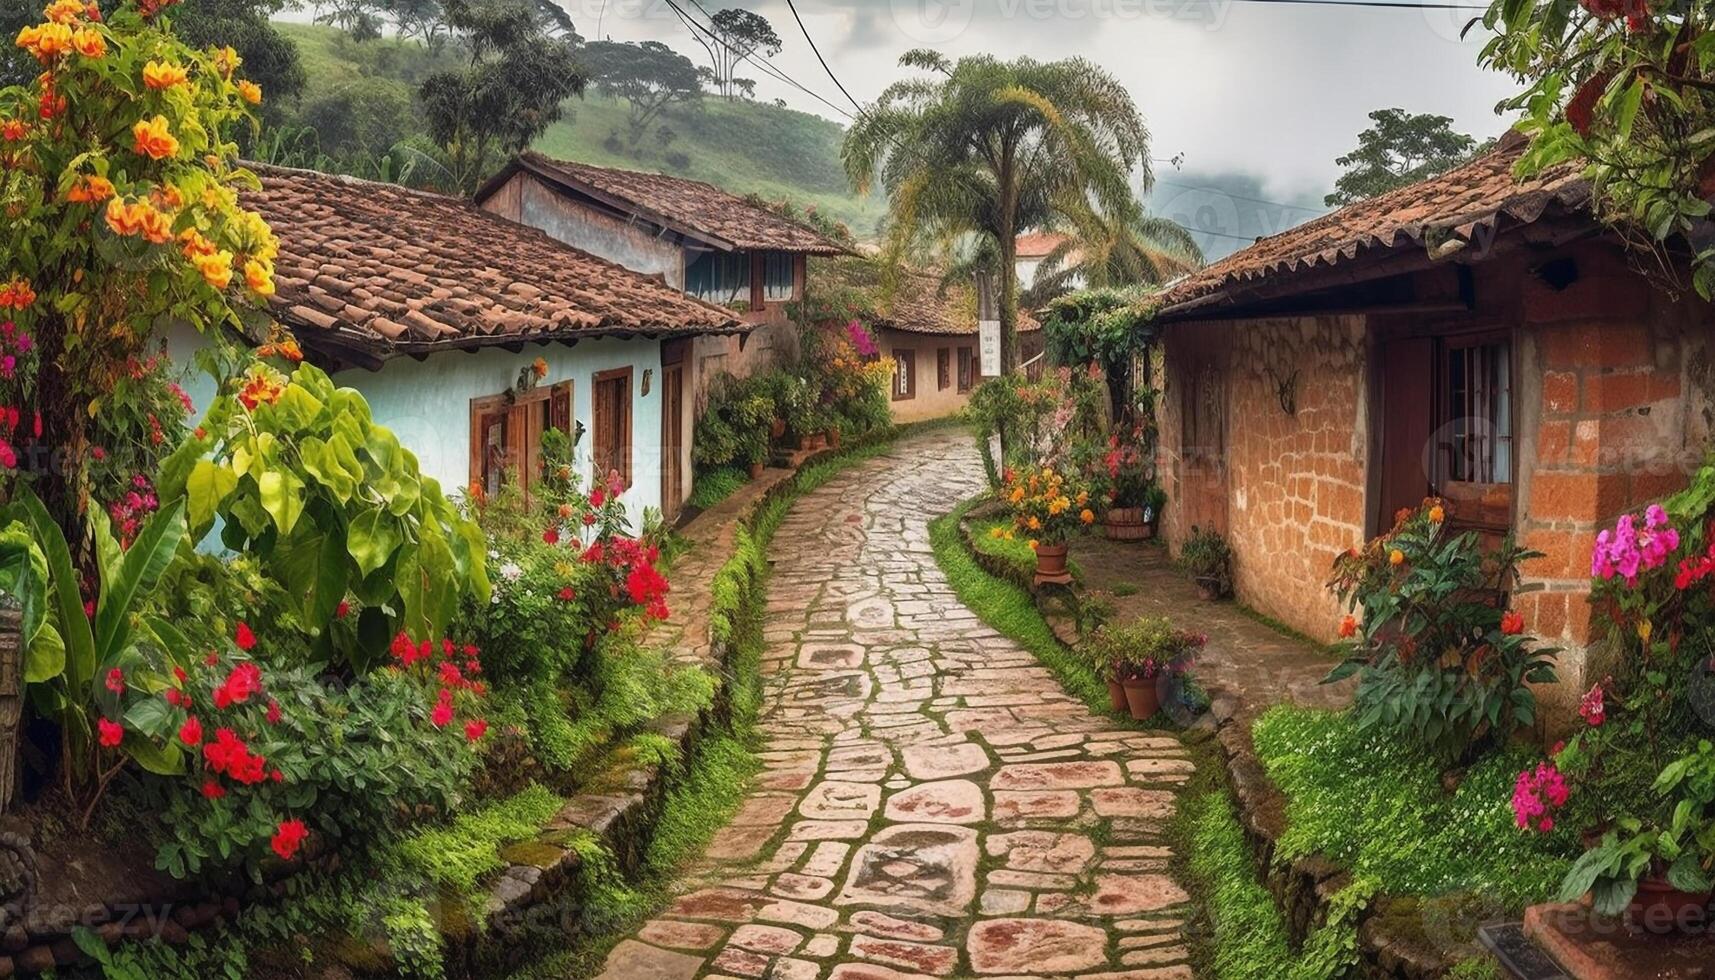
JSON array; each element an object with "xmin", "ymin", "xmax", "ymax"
[
  {"xmin": 1509, "ymin": 242, "xmax": 1714, "ymax": 714},
  {"xmin": 1160, "ymin": 316, "xmax": 1371, "ymax": 641}
]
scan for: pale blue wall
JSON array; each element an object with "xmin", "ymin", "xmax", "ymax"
[
  {"xmin": 334, "ymin": 337, "xmax": 666, "ymax": 529},
  {"xmin": 167, "ymin": 327, "xmax": 668, "ymax": 531}
]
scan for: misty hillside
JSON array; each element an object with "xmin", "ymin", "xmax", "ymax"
[{"xmin": 273, "ymin": 22, "xmax": 885, "ymax": 236}]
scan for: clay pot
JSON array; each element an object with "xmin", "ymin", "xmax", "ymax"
[
  {"xmin": 749, "ymin": 461, "xmax": 765, "ymax": 479},
  {"xmin": 1106, "ymin": 678, "xmax": 1127, "ymax": 712},
  {"xmin": 1194, "ymin": 575, "xmax": 1223, "ymax": 601},
  {"xmin": 1627, "ymin": 876, "xmax": 1713, "ymax": 934},
  {"xmin": 770, "ymin": 417, "xmax": 787, "ymax": 439},
  {"xmin": 1121, "ymin": 676, "xmax": 1160, "ymax": 721},
  {"xmin": 1103, "ymin": 506, "xmax": 1148, "ymax": 541},
  {"xmin": 1034, "ymin": 543, "xmax": 1072, "ymax": 585}
]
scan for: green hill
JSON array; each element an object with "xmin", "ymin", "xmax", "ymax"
[{"xmin": 271, "ymin": 22, "xmax": 883, "ymax": 235}]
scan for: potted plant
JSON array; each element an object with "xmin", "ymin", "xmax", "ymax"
[
  {"xmin": 1179, "ymin": 526, "xmax": 1232, "ymax": 600},
  {"xmin": 1001, "ymin": 465, "xmax": 1096, "ymax": 585},
  {"xmin": 1085, "ymin": 616, "xmax": 1205, "ymax": 720},
  {"xmin": 1141, "ymin": 483, "xmax": 1168, "ymax": 539},
  {"xmin": 1097, "ymin": 427, "xmax": 1155, "ymax": 542}
]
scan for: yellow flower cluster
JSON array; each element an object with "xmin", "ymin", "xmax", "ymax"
[
  {"xmin": 1000, "ymin": 464, "xmax": 1093, "ymax": 546},
  {"xmin": 16, "ymin": 0, "xmax": 104, "ymax": 63}
]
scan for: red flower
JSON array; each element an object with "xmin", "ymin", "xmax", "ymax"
[
  {"xmin": 105, "ymin": 667, "xmax": 126, "ymax": 694},
  {"xmin": 464, "ymin": 719, "xmax": 489, "ymax": 742},
  {"xmin": 430, "ymin": 689, "xmax": 454, "ymax": 728},
  {"xmin": 97, "ymin": 717, "xmax": 124, "ymax": 748},
  {"xmin": 1500, "ymin": 611, "xmax": 1526, "ymax": 636},
  {"xmin": 335, "ymin": 600, "xmax": 350, "ymax": 619},
  {"xmin": 1338, "ymin": 615, "xmax": 1357, "ymax": 639},
  {"xmin": 1580, "ymin": 684, "xmax": 1606, "ymax": 727},
  {"xmin": 200, "ymin": 779, "xmax": 225, "ymax": 799},
  {"xmin": 213, "ymin": 663, "xmax": 263, "ymax": 709},
  {"xmin": 590, "ymin": 488, "xmax": 605, "ymax": 508},
  {"xmin": 439, "ymin": 662, "xmax": 464, "ymax": 687},
  {"xmin": 178, "ymin": 715, "xmax": 203, "ymax": 746},
  {"xmin": 270, "ymin": 819, "xmax": 308, "ymax": 861},
  {"xmin": 543, "ymin": 526, "xmax": 560, "ymax": 546},
  {"xmin": 165, "ymin": 688, "xmax": 182, "ymax": 707},
  {"xmin": 558, "ymin": 586, "xmax": 576, "ymax": 602},
  {"xmin": 234, "ymin": 621, "xmax": 257, "ymax": 651},
  {"xmin": 270, "ymin": 768, "xmax": 284, "ymax": 783},
  {"xmin": 582, "ymin": 512, "xmax": 597, "ymax": 527},
  {"xmin": 266, "ymin": 699, "xmax": 282, "ymax": 725}
]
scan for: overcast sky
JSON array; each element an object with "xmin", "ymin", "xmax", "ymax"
[{"xmin": 567, "ymin": 0, "xmax": 1522, "ymax": 255}]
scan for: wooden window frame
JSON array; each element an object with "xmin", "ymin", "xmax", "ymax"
[
  {"xmin": 956, "ymin": 346, "xmax": 974, "ymax": 393},
  {"xmin": 592, "ymin": 366, "xmax": 634, "ymax": 490},
  {"xmin": 936, "ymin": 347, "xmax": 951, "ymax": 391},
  {"xmin": 1432, "ymin": 327, "xmax": 1516, "ymax": 533},
  {"xmin": 891, "ymin": 349, "xmax": 917, "ymax": 401},
  {"xmin": 469, "ymin": 381, "xmax": 572, "ymax": 500},
  {"xmin": 761, "ymin": 251, "xmax": 796, "ymax": 304}
]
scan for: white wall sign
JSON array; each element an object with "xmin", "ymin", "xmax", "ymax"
[{"xmin": 978, "ymin": 319, "xmax": 1001, "ymax": 377}]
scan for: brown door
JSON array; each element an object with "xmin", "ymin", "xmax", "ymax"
[
  {"xmin": 1376, "ymin": 337, "xmax": 1434, "ymax": 532},
  {"xmin": 661, "ymin": 362, "xmax": 684, "ymax": 521}
]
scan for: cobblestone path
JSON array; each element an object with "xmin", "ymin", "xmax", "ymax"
[{"xmin": 595, "ymin": 430, "xmax": 1196, "ymax": 980}]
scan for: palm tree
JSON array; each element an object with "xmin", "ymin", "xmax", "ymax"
[
  {"xmin": 1022, "ymin": 209, "xmax": 1203, "ymax": 308},
  {"xmin": 843, "ymin": 50, "xmax": 1149, "ymax": 373}
]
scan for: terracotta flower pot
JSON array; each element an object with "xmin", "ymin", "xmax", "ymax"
[
  {"xmin": 1627, "ymin": 876, "xmax": 1713, "ymax": 934},
  {"xmin": 1034, "ymin": 542, "xmax": 1072, "ymax": 585},
  {"xmin": 1121, "ymin": 676, "xmax": 1160, "ymax": 721},
  {"xmin": 749, "ymin": 461, "xmax": 765, "ymax": 479},
  {"xmin": 1106, "ymin": 678, "xmax": 1127, "ymax": 712},
  {"xmin": 1103, "ymin": 506, "xmax": 1148, "ymax": 542}
]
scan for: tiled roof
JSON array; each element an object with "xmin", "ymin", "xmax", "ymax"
[
  {"xmin": 1157, "ymin": 134, "xmax": 1591, "ymax": 317},
  {"xmin": 482, "ymin": 152, "xmax": 848, "ymax": 255},
  {"xmin": 1015, "ymin": 231, "xmax": 1074, "ymax": 258},
  {"xmin": 813, "ymin": 256, "xmax": 1040, "ymax": 336},
  {"xmin": 246, "ymin": 165, "xmax": 745, "ymax": 359}
]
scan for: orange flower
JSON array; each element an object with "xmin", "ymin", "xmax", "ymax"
[
  {"xmin": 1, "ymin": 118, "xmax": 24, "ymax": 140},
  {"xmin": 237, "ymin": 366, "xmax": 284, "ymax": 409},
  {"xmin": 531, "ymin": 356, "xmax": 548, "ymax": 378},
  {"xmin": 243, "ymin": 258, "xmax": 274, "ymax": 297},
  {"xmin": 141, "ymin": 59, "xmax": 186, "ymax": 89},
  {"xmin": 211, "ymin": 45, "xmax": 239, "ymax": 77},
  {"xmin": 1079, "ymin": 508, "xmax": 1095, "ymax": 524},
  {"xmin": 137, "ymin": 204, "xmax": 172, "ymax": 244},
  {"xmin": 0, "ymin": 279, "xmax": 37, "ymax": 309},
  {"xmin": 69, "ymin": 26, "xmax": 102, "ymax": 57},
  {"xmin": 1500, "ymin": 610, "xmax": 1525, "ymax": 636},
  {"xmin": 1428, "ymin": 504, "xmax": 1445, "ymax": 524},
  {"xmin": 18, "ymin": 22, "xmax": 74, "ymax": 61},
  {"xmin": 65, "ymin": 174, "xmax": 114, "ymax": 203},
  {"xmin": 104, "ymin": 197, "xmax": 141, "ymax": 236},
  {"xmin": 149, "ymin": 183, "xmax": 183, "ymax": 210},
  {"xmin": 131, "ymin": 115, "xmax": 178, "ymax": 160},
  {"xmin": 1389, "ymin": 548, "xmax": 1405, "ymax": 567},
  {"xmin": 44, "ymin": 0, "xmax": 87, "ymax": 24},
  {"xmin": 194, "ymin": 249, "xmax": 233, "ymax": 290},
  {"xmin": 1338, "ymin": 614, "xmax": 1358, "ymax": 638},
  {"xmin": 179, "ymin": 227, "xmax": 216, "ymax": 258},
  {"xmin": 236, "ymin": 79, "xmax": 262, "ymax": 104}
]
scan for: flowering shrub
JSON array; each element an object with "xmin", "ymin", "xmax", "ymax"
[
  {"xmin": 1324, "ymin": 500, "xmax": 1558, "ymax": 763},
  {"xmin": 1001, "ymin": 464, "xmax": 1095, "ymax": 548},
  {"xmin": 1085, "ymin": 615, "xmax": 1203, "ymax": 682},
  {"xmin": 1, "ymin": 0, "xmax": 278, "ymax": 543},
  {"xmin": 100, "ymin": 623, "xmax": 488, "ymax": 878},
  {"xmin": 1512, "ymin": 761, "xmax": 1571, "ymax": 833},
  {"xmin": 692, "ymin": 372, "xmax": 772, "ymax": 472},
  {"xmin": 816, "ymin": 324, "xmax": 893, "ymax": 438}
]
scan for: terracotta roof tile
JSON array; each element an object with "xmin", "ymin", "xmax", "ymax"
[
  {"xmin": 1157, "ymin": 135, "xmax": 1591, "ymax": 316},
  {"xmin": 245, "ymin": 165, "xmax": 744, "ymax": 358},
  {"xmin": 494, "ymin": 152, "xmax": 848, "ymax": 255},
  {"xmin": 1014, "ymin": 231, "xmax": 1074, "ymax": 258}
]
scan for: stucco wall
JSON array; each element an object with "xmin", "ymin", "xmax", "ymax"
[
  {"xmin": 482, "ymin": 174, "xmax": 686, "ymax": 288},
  {"xmin": 879, "ymin": 330, "xmax": 978, "ymax": 423},
  {"xmin": 1160, "ymin": 316, "xmax": 1370, "ymax": 641}
]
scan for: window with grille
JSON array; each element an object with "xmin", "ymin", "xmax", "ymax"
[
  {"xmin": 469, "ymin": 382, "xmax": 572, "ymax": 500},
  {"xmin": 1440, "ymin": 339, "xmax": 1513, "ymax": 485}
]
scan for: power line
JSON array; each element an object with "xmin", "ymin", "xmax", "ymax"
[
  {"xmin": 782, "ymin": 0, "xmax": 864, "ymax": 113},
  {"xmin": 664, "ymin": 0, "xmax": 857, "ymax": 121}
]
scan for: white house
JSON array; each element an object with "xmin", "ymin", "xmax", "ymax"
[{"xmin": 173, "ymin": 165, "xmax": 748, "ymax": 527}]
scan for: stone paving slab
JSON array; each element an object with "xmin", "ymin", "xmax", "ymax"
[{"xmin": 592, "ymin": 431, "xmax": 1195, "ymax": 980}]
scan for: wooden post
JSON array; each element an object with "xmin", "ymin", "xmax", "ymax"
[{"xmin": 0, "ymin": 599, "xmax": 19, "ymax": 816}]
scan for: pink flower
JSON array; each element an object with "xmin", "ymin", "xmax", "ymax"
[
  {"xmin": 1592, "ymin": 506, "xmax": 1680, "ymax": 586},
  {"xmin": 1580, "ymin": 684, "xmax": 1606, "ymax": 727},
  {"xmin": 105, "ymin": 667, "xmax": 126, "ymax": 694},
  {"xmin": 1512, "ymin": 761, "xmax": 1570, "ymax": 832}
]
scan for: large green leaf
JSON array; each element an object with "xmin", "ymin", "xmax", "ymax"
[
  {"xmin": 257, "ymin": 467, "xmax": 305, "ymax": 535},
  {"xmin": 124, "ymin": 737, "xmax": 185, "ymax": 776},
  {"xmin": 347, "ymin": 508, "xmax": 400, "ymax": 577},
  {"xmin": 185, "ymin": 459, "xmax": 238, "ymax": 535},
  {"xmin": 16, "ymin": 489, "xmax": 96, "ymax": 693},
  {"xmin": 24, "ymin": 620, "xmax": 64, "ymax": 684},
  {"xmin": 94, "ymin": 499, "xmax": 188, "ymax": 666}
]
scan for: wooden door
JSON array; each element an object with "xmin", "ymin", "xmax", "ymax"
[
  {"xmin": 1376, "ymin": 337, "xmax": 1434, "ymax": 531},
  {"xmin": 661, "ymin": 362, "xmax": 685, "ymax": 521}
]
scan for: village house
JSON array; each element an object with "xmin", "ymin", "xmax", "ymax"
[
  {"xmin": 472, "ymin": 152, "xmax": 848, "ymax": 407},
  {"xmin": 1014, "ymin": 230, "xmax": 1079, "ymax": 294},
  {"xmin": 169, "ymin": 165, "xmax": 746, "ymax": 526},
  {"xmin": 1151, "ymin": 132, "xmax": 1715, "ymax": 717},
  {"xmin": 809, "ymin": 257, "xmax": 1044, "ymax": 422}
]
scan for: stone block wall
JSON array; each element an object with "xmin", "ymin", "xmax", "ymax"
[{"xmin": 1160, "ymin": 316, "xmax": 1371, "ymax": 642}]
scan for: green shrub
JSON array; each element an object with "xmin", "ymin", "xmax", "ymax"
[
  {"xmin": 689, "ymin": 467, "xmax": 748, "ymax": 510},
  {"xmin": 693, "ymin": 373, "xmax": 772, "ymax": 471},
  {"xmin": 1178, "ymin": 526, "xmax": 1233, "ymax": 596}
]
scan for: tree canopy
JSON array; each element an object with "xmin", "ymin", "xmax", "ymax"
[
  {"xmin": 690, "ymin": 7, "xmax": 779, "ymax": 101},
  {"xmin": 581, "ymin": 38, "xmax": 701, "ymax": 148},
  {"xmin": 844, "ymin": 49, "xmax": 1151, "ymax": 372},
  {"xmin": 418, "ymin": 0, "xmax": 584, "ymax": 193},
  {"xmin": 1325, "ymin": 108, "xmax": 1477, "ymax": 206}
]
